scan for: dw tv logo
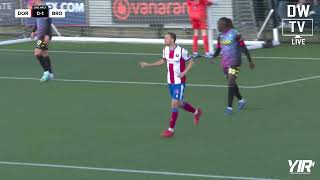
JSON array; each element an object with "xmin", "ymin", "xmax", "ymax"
[
  {"xmin": 288, "ymin": 160, "xmax": 315, "ymax": 174},
  {"xmin": 282, "ymin": 5, "xmax": 314, "ymax": 45}
]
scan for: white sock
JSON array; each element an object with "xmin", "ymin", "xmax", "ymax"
[
  {"xmin": 168, "ymin": 128, "xmax": 174, "ymax": 132},
  {"xmin": 43, "ymin": 71, "xmax": 49, "ymax": 75},
  {"xmin": 227, "ymin": 107, "xmax": 233, "ymax": 110},
  {"xmin": 239, "ymin": 99, "xmax": 245, "ymax": 103}
]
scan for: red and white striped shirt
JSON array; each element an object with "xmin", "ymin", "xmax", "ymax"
[{"xmin": 162, "ymin": 45, "xmax": 192, "ymax": 84}]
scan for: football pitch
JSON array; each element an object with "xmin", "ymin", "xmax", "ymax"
[{"xmin": 0, "ymin": 42, "xmax": 319, "ymax": 180}]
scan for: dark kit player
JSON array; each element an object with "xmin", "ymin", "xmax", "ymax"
[
  {"xmin": 31, "ymin": 0, "xmax": 54, "ymax": 82},
  {"xmin": 211, "ymin": 17, "xmax": 255, "ymax": 115}
]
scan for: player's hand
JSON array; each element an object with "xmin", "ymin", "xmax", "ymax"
[
  {"xmin": 44, "ymin": 35, "xmax": 50, "ymax": 45},
  {"xmin": 178, "ymin": 71, "xmax": 186, "ymax": 78},
  {"xmin": 31, "ymin": 32, "xmax": 35, "ymax": 39},
  {"xmin": 249, "ymin": 62, "xmax": 255, "ymax": 70},
  {"xmin": 139, "ymin": 62, "xmax": 148, "ymax": 68}
]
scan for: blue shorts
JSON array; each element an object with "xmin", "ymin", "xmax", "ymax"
[{"xmin": 168, "ymin": 84, "xmax": 185, "ymax": 101}]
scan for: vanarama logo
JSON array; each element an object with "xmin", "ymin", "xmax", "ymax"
[
  {"xmin": 112, "ymin": 0, "xmax": 188, "ymax": 21},
  {"xmin": 113, "ymin": 0, "xmax": 130, "ymax": 20}
]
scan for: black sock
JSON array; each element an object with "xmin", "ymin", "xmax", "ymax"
[
  {"xmin": 36, "ymin": 55, "xmax": 48, "ymax": 72},
  {"xmin": 228, "ymin": 86, "xmax": 236, "ymax": 107},
  {"xmin": 234, "ymin": 84, "xmax": 243, "ymax": 100},
  {"xmin": 44, "ymin": 56, "xmax": 52, "ymax": 73}
]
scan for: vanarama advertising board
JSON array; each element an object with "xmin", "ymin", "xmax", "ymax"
[{"xmin": 112, "ymin": 0, "xmax": 189, "ymax": 24}]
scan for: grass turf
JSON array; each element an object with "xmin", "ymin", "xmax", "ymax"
[{"xmin": 0, "ymin": 42, "xmax": 319, "ymax": 180}]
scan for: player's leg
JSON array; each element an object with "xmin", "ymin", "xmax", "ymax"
[
  {"xmin": 191, "ymin": 19, "xmax": 201, "ymax": 58},
  {"xmin": 199, "ymin": 18, "xmax": 212, "ymax": 58},
  {"xmin": 225, "ymin": 66, "xmax": 241, "ymax": 115},
  {"xmin": 169, "ymin": 99, "xmax": 180, "ymax": 132},
  {"xmin": 161, "ymin": 85, "xmax": 178, "ymax": 137},
  {"xmin": 180, "ymin": 101, "xmax": 202, "ymax": 125},
  {"xmin": 161, "ymin": 99, "xmax": 179, "ymax": 138},
  {"xmin": 192, "ymin": 29, "xmax": 201, "ymax": 58},
  {"xmin": 34, "ymin": 48, "xmax": 47, "ymax": 72},
  {"xmin": 226, "ymin": 66, "xmax": 246, "ymax": 111},
  {"xmin": 235, "ymin": 83, "xmax": 246, "ymax": 111},
  {"xmin": 34, "ymin": 43, "xmax": 50, "ymax": 82},
  {"xmin": 41, "ymin": 37, "xmax": 54, "ymax": 80},
  {"xmin": 234, "ymin": 84, "xmax": 242, "ymax": 100},
  {"xmin": 162, "ymin": 84, "xmax": 187, "ymax": 137},
  {"xmin": 168, "ymin": 84, "xmax": 202, "ymax": 126},
  {"xmin": 200, "ymin": 27, "xmax": 212, "ymax": 58},
  {"xmin": 226, "ymin": 73, "xmax": 237, "ymax": 115},
  {"xmin": 179, "ymin": 84, "xmax": 202, "ymax": 125},
  {"xmin": 42, "ymin": 50, "xmax": 54, "ymax": 80}
]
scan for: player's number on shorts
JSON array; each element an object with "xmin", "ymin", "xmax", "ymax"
[
  {"xmin": 228, "ymin": 68, "xmax": 237, "ymax": 75},
  {"xmin": 37, "ymin": 40, "xmax": 42, "ymax": 46}
]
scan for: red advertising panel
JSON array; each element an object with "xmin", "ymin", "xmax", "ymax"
[{"xmin": 112, "ymin": 0, "xmax": 189, "ymax": 24}]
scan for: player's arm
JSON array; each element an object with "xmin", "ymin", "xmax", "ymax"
[
  {"xmin": 31, "ymin": 22, "xmax": 37, "ymax": 39},
  {"xmin": 178, "ymin": 48, "xmax": 194, "ymax": 78},
  {"xmin": 212, "ymin": 47, "xmax": 221, "ymax": 58},
  {"xmin": 211, "ymin": 37, "xmax": 221, "ymax": 63},
  {"xmin": 140, "ymin": 48, "xmax": 167, "ymax": 68},
  {"xmin": 43, "ymin": 18, "xmax": 52, "ymax": 44},
  {"xmin": 238, "ymin": 34, "xmax": 255, "ymax": 69},
  {"xmin": 140, "ymin": 59, "xmax": 165, "ymax": 68},
  {"xmin": 179, "ymin": 59, "xmax": 194, "ymax": 78}
]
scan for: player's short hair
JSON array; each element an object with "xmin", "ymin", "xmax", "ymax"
[
  {"xmin": 219, "ymin": 17, "xmax": 234, "ymax": 28},
  {"xmin": 166, "ymin": 32, "xmax": 177, "ymax": 42}
]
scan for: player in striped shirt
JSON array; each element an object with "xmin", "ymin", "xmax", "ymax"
[
  {"xmin": 211, "ymin": 17, "xmax": 255, "ymax": 115},
  {"xmin": 140, "ymin": 32, "xmax": 202, "ymax": 138}
]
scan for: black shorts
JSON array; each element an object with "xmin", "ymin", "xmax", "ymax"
[{"xmin": 36, "ymin": 39, "xmax": 49, "ymax": 50}]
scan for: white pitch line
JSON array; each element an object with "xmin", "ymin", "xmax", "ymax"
[
  {"xmin": 0, "ymin": 49, "xmax": 159, "ymax": 56},
  {"xmin": 250, "ymin": 75, "xmax": 320, "ymax": 88},
  {"xmin": 0, "ymin": 75, "xmax": 319, "ymax": 89},
  {"xmin": 252, "ymin": 56, "xmax": 320, "ymax": 60},
  {"xmin": 0, "ymin": 161, "xmax": 280, "ymax": 180},
  {"xmin": 0, "ymin": 48, "xmax": 320, "ymax": 60},
  {"xmin": 0, "ymin": 76, "xmax": 229, "ymax": 88}
]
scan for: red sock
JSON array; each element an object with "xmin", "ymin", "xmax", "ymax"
[
  {"xmin": 202, "ymin": 35, "xmax": 209, "ymax": 53},
  {"xmin": 193, "ymin": 36, "xmax": 199, "ymax": 53},
  {"xmin": 169, "ymin": 108, "xmax": 179, "ymax": 129},
  {"xmin": 182, "ymin": 102, "xmax": 196, "ymax": 113}
]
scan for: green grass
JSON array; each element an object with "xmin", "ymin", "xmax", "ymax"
[
  {"xmin": 0, "ymin": 42, "xmax": 319, "ymax": 180},
  {"xmin": 0, "ymin": 35, "xmax": 19, "ymax": 41}
]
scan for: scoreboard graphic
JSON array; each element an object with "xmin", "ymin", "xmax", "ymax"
[{"xmin": 15, "ymin": 5, "xmax": 65, "ymax": 18}]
